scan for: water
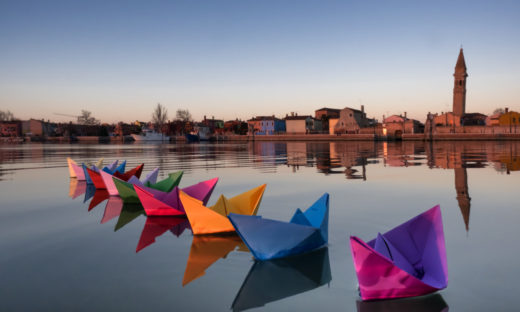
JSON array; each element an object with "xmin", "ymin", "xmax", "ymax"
[{"xmin": 1, "ymin": 141, "xmax": 519, "ymax": 311}]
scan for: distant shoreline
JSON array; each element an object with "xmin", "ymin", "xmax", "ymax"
[{"xmin": 4, "ymin": 133, "xmax": 520, "ymax": 144}]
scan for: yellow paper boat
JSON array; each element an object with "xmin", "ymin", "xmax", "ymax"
[{"xmin": 180, "ymin": 184, "xmax": 266, "ymax": 235}]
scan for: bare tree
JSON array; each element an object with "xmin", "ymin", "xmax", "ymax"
[
  {"xmin": 77, "ymin": 110, "xmax": 100, "ymax": 125},
  {"xmin": 176, "ymin": 109, "xmax": 192, "ymax": 122},
  {"xmin": 152, "ymin": 103, "xmax": 168, "ymax": 133},
  {"xmin": 0, "ymin": 110, "xmax": 15, "ymax": 121},
  {"xmin": 493, "ymin": 108, "xmax": 505, "ymax": 115}
]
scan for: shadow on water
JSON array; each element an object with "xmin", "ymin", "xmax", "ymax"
[
  {"xmin": 356, "ymin": 293, "xmax": 448, "ymax": 312},
  {"xmin": 231, "ymin": 247, "xmax": 331, "ymax": 311}
]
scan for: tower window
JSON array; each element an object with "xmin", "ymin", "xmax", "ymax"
[{"xmin": 459, "ymin": 80, "xmax": 463, "ymax": 86}]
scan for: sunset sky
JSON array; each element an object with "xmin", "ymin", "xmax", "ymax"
[{"xmin": 1, "ymin": 0, "xmax": 519, "ymax": 124}]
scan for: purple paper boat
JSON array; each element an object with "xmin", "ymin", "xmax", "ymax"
[{"xmin": 350, "ymin": 205, "xmax": 448, "ymax": 301}]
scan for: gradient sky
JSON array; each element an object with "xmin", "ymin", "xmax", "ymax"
[{"xmin": 1, "ymin": 0, "xmax": 519, "ymax": 124}]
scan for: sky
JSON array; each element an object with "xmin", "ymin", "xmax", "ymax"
[{"xmin": 1, "ymin": 0, "xmax": 519, "ymax": 124}]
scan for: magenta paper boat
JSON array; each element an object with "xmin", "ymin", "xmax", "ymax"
[
  {"xmin": 350, "ymin": 205, "xmax": 448, "ymax": 301},
  {"xmin": 134, "ymin": 177, "xmax": 218, "ymax": 216}
]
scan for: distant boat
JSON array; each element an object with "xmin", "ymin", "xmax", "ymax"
[{"xmin": 131, "ymin": 129, "xmax": 170, "ymax": 142}]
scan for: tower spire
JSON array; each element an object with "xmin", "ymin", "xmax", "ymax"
[{"xmin": 453, "ymin": 48, "xmax": 468, "ymax": 116}]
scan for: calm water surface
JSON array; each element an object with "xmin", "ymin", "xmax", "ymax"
[{"xmin": 1, "ymin": 141, "xmax": 519, "ymax": 311}]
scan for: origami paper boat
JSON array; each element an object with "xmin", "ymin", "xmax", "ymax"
[
  {"xmin": 68, "ymin": 158, "xmax": 104, "ymax": 180},
  {"xmin": 112, "ymin": 171, "xmax": 183, "ymax": 202},
  {"xmin": 232, "ymin": 247, "xmax": 331, "ymax": 311},
  {"xmin": 136, "ymin": 217, "xmax": 191, "ymax": 252},
  {"xmin": 350, "ymin": 205, "xmax": 448, "ymax": 301},
  {"xmin": 134, "ymin": 177, "xmax": 219, "ymax": 217},
  {"xmin": 100, "ymin": 167, "xmax": 158, "ymax": 195},
  {"xmin": 183, "ymin": 235, "xmax": 246, "ymax": 286},
  {"xmin": 67, "ymin": 157, "xmax": 78, "ymax": 178},
  {"xmin": 180, "ymin": 184, "xmax": 266, "ymax": 235},
  {"xmin": 228, "ymin": 193, "xmax": 329, "ymax": 260},
  {"xmin": 113, "ymin": 163, "xmax": 144, "ymax": 181},
  {"xmin": 85, "ymin": 160, "xmax": 120, "ymax": 189},
  {"xmin": 356, "ymin": 293, "xmax": 448, "ymax": 312}
]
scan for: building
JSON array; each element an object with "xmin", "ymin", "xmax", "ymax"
[
  {"xmin": 315, "ymin": 108, "xmax": 340, "ymax": 134},
  {"xmin": 247, "ymin": 116, "xmax": 285, "ymax": 135},
  {"xmin": 383, "ymin": 113, "xmax": 424, "ymax": 137},
  {"xmin": 0, "ymin": 121, "xmax": 22, "ymax": 137},
  {"xmin": 285, "ymin": 114, "xmax": 319, "ymax": 134},
  {"xmin": 201, "ymin": 116, "xmax": 224, "ymax": 134},
  {"xmin": 22, "ymin": 119, "xmax": 43, "ymax": 136},
  {"xmin": 333, "ymin": 106, "xmax": 370, "ymax": 134}
]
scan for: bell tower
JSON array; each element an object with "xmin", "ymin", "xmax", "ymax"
[{"xmin": 453, "ymin": 48, "xmax": 468, "ymax": 116}]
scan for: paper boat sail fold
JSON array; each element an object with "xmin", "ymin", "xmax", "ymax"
[
  {"xmin": 350, "ymin": 205, "xmax": 448, "ymax": 301},
  {"xmin": 113, "ymin": 164, "xmax": 144, "ymax": 181},
  {"xmin": 228, "ymin": 193, "xmax": 329, "ymax": 261},
  {"xmin": 136, "ymin": 177, "xmax": 218, "ymax": 217},
  {"xmin": 231, "ymin": 247, "xmax": 331, "ymax": 311},
  {"xmin": 181, "ymin": 184, "xmax": 265, "ymax": 235}
]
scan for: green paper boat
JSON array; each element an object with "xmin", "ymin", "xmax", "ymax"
[{"xmin": 113, "ymin": 171, "xmax": 183, "ymax": 204}]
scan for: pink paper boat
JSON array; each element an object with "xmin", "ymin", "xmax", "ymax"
[
  {"xmin": 350, "ymin": 205, "xmax": 448, "ymax": 300},
  {"xmin": 134, "ymin": 177, "xmax": 218, "ymax": 217}
]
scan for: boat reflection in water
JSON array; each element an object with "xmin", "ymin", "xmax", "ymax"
[
  {"xmin": 356, "ymin": 293, "xmax": 448, "ymax": 312},
  {"xmin": 68, "ymin": 179, "xmax": 87, "ymax": 199},
  {"xmin": 114, "ymin": 203, "xmax": 145, "ymax": 231},
  {"xmin": 83, "ymin": 184, "xmax": 96, "ymax": 203},
  {"xmin": 183, "ymin": 235, "xmax": 247, "ymax": 286},
  {"xmin": 100, "ymin": 196, "xmax": 123, "ymax": 224},
  {"xmin": 87, "ymin": 189, "xmax": 109, "ymax": 211},
  {"xmin": 136, "ymin": 217, "xmax": 191, "ymax": 252},
  {"xmin": 232, "ymin": 247, "xmax": 331, "ymax": 311}
]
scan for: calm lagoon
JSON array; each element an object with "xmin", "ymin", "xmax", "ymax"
[{"xmin": 1, "ymin": 141, "xmax": 519, "ymax": 311}]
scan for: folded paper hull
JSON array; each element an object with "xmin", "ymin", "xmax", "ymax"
[
  {"xmin": 350, "ymin": 205, "xmax": 448, "ymax": 301},
  {"xmin": 228, "ymin": 193, "xmax": 329, "ymax": 260},
  {"xmin": 134, "ymin": 185, "xmax": 185, "ymax": 217},
  {"xmin": 71, "ymin": 162, "xmax": 86, "ymax": 180},
  {"xmin": 137, "ymin": 178, "xmax": 218, "ymax": 217},
  {"xmin": 86, "ymin": 168, "xmax": 106, "ymax": 189},
  {"xmin": 100, "ymin": 170, "xmax": 119, "ymax": 196}
]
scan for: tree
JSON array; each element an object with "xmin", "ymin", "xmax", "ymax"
[
  {"xmin": 0, "ymin": 110, "xmax": 15, "ymax": 121},
  {"xmin": 77, "ymin": 110, "xmax": 100, "ymax": 125},
  {"xmin": 493, "ymin": 108, "xmax": 505, "ymax": 115},
  {"xmin": 152, "ymin": 103, "xmax": 168, "ymax": 133},
  {"xmin": 176, "ymin": 109, "xmax": 192, "ymax": 122}
]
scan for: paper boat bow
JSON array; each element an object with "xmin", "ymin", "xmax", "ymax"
[{"xmin": 350, "ymin": 205, "xmax": 448, "ymax": 300}]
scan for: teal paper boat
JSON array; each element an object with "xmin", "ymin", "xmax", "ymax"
[{"xmin": 228, "ymin": 193, "xmax": 329, "ymax": 261}]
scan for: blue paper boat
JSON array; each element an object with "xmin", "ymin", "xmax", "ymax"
[{"xmin": 228, "ymin": 193, "xmax": 329, "ymax": 260}]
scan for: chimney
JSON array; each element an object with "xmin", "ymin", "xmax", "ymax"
[
  {"xmin": 361, "ymin": 105, "xmax": 364, "ymax": 113},
  {"xmin": 291, "ymin": 112, "xmax": 294, "ymax": 117}
]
